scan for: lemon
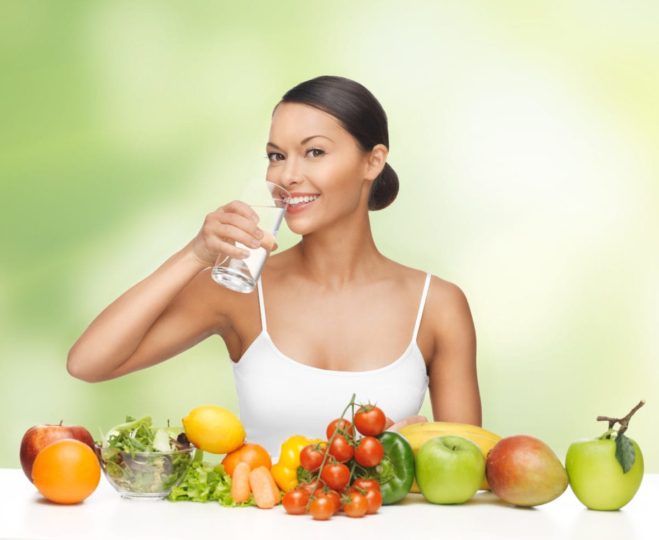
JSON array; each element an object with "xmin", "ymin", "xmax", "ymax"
[{"xmin": 182, "ymin": 405, "xmax": 246, "ymax": 454}]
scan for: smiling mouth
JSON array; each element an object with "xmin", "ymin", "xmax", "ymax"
[{"xmin": 286, "ymin": 195, "xmax": 320, "ymax": 207}]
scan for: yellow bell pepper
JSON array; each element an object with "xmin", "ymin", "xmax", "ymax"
[{"xmin": 271, "ymin": 435, "xmax": 321, "ymax": 492}]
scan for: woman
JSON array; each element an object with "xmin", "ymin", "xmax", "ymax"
[{"xmin": 68, "ymin": 75, "xmax": 481, "ymax": 456}]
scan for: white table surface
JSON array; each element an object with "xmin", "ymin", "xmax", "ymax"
[{"xmin": 1, "ymin": 468, "xmax": 656, "ymax": 540}]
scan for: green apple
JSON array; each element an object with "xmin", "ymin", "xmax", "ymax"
[
  {"xmin": 566, "ymin": 400, "xmax": 645, "ymax": 511},
  {"xmin": 415, "ymin": 435, "xmax": 485, "ymax": 504},
  {"xmin": 566, "ymin": 437, "xmax": 644, "ymax": 511}
]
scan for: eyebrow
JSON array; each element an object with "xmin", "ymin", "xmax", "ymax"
[{"xmin": 266, "ymin": 135, "xmax": 334, "ymax": 150}]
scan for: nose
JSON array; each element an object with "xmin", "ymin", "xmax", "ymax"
[{"xmin": 279, "ymin": 156, "xmax": 304, "ymax": 191}]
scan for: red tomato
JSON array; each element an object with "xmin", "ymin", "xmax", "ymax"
[
  {"xmin": 300, "ymin": 444, "xmax": 325, "ymax": 472},
  {"xmin": 343, "ymin": 491, "xmax": 368, "ymax": 518},
  {"xmin": 354, "ymin": 405, "xmax": 386, "ymax": 436},
  {"xmin": 354, "ymin": 436, "xmax": 384, "ymax": 467},
  {"xmin": 326, "ymin": 418, "xmax": 355, "ymax": 439},
  {"xmin": 352, "ymin": 478, "xmax": 380, "ymax": 492},
  {"xmin": 282, "ymin": 488, "xmax": 309, "ymax": 515},
  {"xmin": 296, "ymin": 482, "xmax": 317, "ymax": 496},
  {"xmin": 314, "ymin": 487, "xmax": 341, "ymax": 514},
  {"xmin": 362, "ymin": 486, "xmax": 383, "ymax": 514},
  {"xmin": 328, "ymin": 434, "xmax": 353, "ymax": 463},
  {"xmin": 320, "ymin": 462, "xmax": 351, "ymax": 492},
  {"xmin": 309, "ymin": 495, "xmax": 334, "ymax": 521}
]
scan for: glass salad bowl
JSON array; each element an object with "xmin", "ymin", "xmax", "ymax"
[
  {"xmin": 95, "ymin": 416, "xmax": 195, "ymax": 500},
  {"xmin": 95, "ymin": 444, "xmax": 195, "ymax": 499}
]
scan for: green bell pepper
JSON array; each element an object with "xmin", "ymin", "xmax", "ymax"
[{"xmin": 376, "ymin": 431, "xmax": 415, "ymax": 504}]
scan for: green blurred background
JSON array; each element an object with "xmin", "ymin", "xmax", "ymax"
[{"xmin": 2, "ymin": 1, "xmax": 657, "ymax": 472}]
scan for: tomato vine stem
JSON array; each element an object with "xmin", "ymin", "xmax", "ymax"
[{"xmin": 305, "ymin": 394, "xmax": 357, "ymax": 511}]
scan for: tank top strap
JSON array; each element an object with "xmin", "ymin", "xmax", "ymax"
[
  {"xmin": 412, "ymin": 272, "xmax": 432, "ymax": 341},
  {"xmin": 256, "ymin": 277, "xmax": 268, "ymax": 332}
]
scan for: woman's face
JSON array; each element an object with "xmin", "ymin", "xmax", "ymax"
[{"xmin": 266, "ymin": 102, "xmax": 377, "ymax": 235}]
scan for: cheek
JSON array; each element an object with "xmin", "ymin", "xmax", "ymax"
[{"xmin": 321, "ymin": 156, "xmax": 365, "ymax": 195}]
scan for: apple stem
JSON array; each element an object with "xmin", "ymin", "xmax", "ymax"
[
  {"xmin": 59, "ymin": 420, "xmax": 63, "ymax": 426},
  {"xmin": 596, "ymin": 399, "xmax": 645, "ymax": 437}
]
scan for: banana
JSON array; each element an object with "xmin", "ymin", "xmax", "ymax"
[{"xmin": 398, "ymin": 422, "xmax": 502, "ymax": 491}]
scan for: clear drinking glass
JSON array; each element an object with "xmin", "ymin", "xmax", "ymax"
[{"xmin": 211, "ymin": 181, "xmax": 289, "ymax": 293}]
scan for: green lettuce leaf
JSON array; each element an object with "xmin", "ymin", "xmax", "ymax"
[{"xmin": 167, "ymin": 458, "xmax": 255, "ymax": 507}]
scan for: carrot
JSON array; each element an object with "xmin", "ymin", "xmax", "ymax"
[
  {"xmin": 249, "ymin": 466, "xmax": 281, "ymax": 509},
  {"xmin": 231, "ymin": 462, "xmax": 252, "ymax": 504},
  {"xmin": 265, "ymin": 467, "xmax": 281, "ymax": 505}
]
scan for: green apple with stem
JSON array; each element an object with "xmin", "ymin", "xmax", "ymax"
[
  {"xmin": 416, "ymin": 435, "xmax": 485, "ymax": 504},
  {"xmin": 566, "ymin": 400, "xmax": 645, "ymax": 511}
]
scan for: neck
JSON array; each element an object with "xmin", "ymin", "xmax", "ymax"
[{"xmin": 295, "ymin": 212, "xmax": 382, "ymax": 288}]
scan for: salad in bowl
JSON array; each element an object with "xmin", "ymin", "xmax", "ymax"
[{"xmin": 96, "ymin": 416, "xmax": 194, "ymax": 499}]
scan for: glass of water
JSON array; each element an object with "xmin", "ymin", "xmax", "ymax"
[{"xmin": 211, "ymin": 181, "xmax": 289, "ymax": 293}]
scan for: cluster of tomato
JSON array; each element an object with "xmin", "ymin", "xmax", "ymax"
[{"xmin": 282, "ymin": 403, "xmax": 387, "ymax": 520}]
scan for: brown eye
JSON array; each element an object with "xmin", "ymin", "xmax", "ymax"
[
  {"xmin": 267, "ymin": 152, "xmax": 285, "ymax": 162},
  {"xmin": 307, "ymin": 148, "xmax": 324, "ymax": 157}
]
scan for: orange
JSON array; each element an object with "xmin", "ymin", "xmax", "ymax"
[
  {"xmin": 32, "ymin": 439, "xmax": 101, "ymax": 504},
  {"xmin": 222, "ymin": 443, "xmax": 272, "ymax": 476}
]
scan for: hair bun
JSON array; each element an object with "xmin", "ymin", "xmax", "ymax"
[{"xmin": 368, "ymin": 163, "xmax": 399, "ymax": 211}]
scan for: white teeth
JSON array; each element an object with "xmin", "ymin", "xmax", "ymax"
[{"xmin": 288, "ymin": 195, "xmax": 319, "ymax": 205}]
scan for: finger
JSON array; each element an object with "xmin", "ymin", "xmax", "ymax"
[
  {"xmin": 212, "ymin": 222, "xmax": 263, "ymax": 250},
  {"xmin": 387, "ymin": 415, "xmax": 428, "ymax": 433},
  {"xmin": 260, "ymin": 231, "xmax": 277, "ymax": 252},
  {"xmin": 221, "ymin": 200, "xmax": 260, "ymax": 223},
  {"xmin": 216, "ymin": 211, "xmax": 264, "ymax": 241},
  {"xmin": 211, "ymin": 239, "xmax": 250, "ymax": 260}
]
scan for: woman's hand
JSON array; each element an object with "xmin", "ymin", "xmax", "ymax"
[
  {"xmin": 189, "ymin": 201, "xmax": 277, "ymax": 267},
  {"xmin": 385, "ymin": 415, "xmax": 428, "ymax": 432}
]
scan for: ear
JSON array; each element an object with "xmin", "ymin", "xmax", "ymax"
[{"xmin": 364, "ymin": 144, "xmax": 389, "ymax": 181}]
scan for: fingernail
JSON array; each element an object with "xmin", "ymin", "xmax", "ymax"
[
  {"xmin": 240, "ymin": 249, "xmax": 250, "ymax": 258},
  {"xmin": 249, "ymin": 239, "xmax": 260, "ymax": 248},
  {"xmin": 255, "ymin": 229, "xmax": 264, "ymax": 239}
]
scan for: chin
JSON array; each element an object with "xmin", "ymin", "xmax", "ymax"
[{"xmin": 286, "ymin": 219, "xmax": 316, "ymax": 236}]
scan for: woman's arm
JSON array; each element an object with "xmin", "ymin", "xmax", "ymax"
[
  {"xmin": 67, "ymin": 201, "xmax": 265, "ymax": 382},
  {"xmin": 67, "ymin": 243, "xmax": 218, "ymax": 382},
  {"xmin": 426, "ymin": 278, "xmax": 482, "ymax": 426}
]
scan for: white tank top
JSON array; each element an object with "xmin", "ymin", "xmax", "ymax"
[{"xmin": 232, "ymin": 273, "xmax": 431, "ymax": 460}]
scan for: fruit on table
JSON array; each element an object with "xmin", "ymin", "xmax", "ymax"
[
  {"xmin": 20, "ymin": 421, "xmax": 95, "ymax": 481},
  {"xmin": 486, "ymin": 435, "xmax": 568, "ymax": 507},
  {"xmin": 182, "ymin": 405, "xmax": 245, "ymax": 454},
  {"xmin": 415, "ymin": 435, "xmax": 485, "ymax": 504},
  {"xmin": 399, "ymin": 421, "xmax": 501, "ymax": 490},
  {"xmin": 282, "ymin": 487, "xmax": 310, "ymax": 515},
  {"xmin": 283, "ymin": 396, "xmax": 389, "ymax": 520},
  {"xmin": 270, "ymin": 435, "xmax": 321, "ymax": 492},
  {"xmin": 222, "ymin": 443, "xmax": 272, "ymax": 476},
  {"xmin": 32, "ymin": 439, "xmax": 101, "ymax": 504},
  {"xmin": 566, "ymin": 400, "xmax": 645, "ymax": 511},
  {"xmin": 354, "ymin": 404, "xmax": 387, "ymax": 436}
]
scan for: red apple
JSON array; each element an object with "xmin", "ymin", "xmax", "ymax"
[
  {"xmin": 20, "ymin": 421, "xmax": 96, "ymax": 481},
  {"xmin": 486, "ymin": 435, "xmax": 568, "ymax": 507}
]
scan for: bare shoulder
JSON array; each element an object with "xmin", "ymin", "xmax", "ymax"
[
  {"xmin": 388, "ymin": 261, "xmax": 472, "ymax": 327},
  {"xmin": 386, "ymin": 261, "xmax": 464, "ymax": 302},
  {"xmin": 427, "ymin": 275, "xmax": 471, "ymax": 314},
  {"xmin": 424, "ymin": 274, "xmax": 475, "ymax": 343}
]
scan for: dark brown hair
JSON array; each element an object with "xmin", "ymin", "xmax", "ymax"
[{"xmin": 278, "ymin": 75, "xmax": 398, "ymax": 211}]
